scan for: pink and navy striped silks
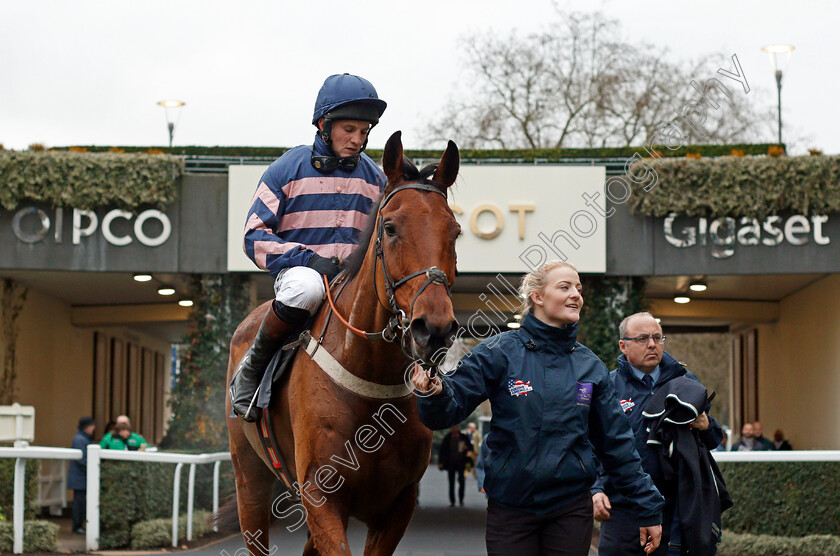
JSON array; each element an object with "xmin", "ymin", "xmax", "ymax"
[{"xmin": 243, "ymin": 135, "xmax": 386, "ymax": 278}]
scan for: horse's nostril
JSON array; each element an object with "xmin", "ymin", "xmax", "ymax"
[{"xmin": 411, "ymin": 318, "xmax": 457, "ymax": 348}]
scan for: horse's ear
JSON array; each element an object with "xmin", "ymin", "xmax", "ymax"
[
  {"xmin": 382, "ymin": 131, "xmax": 404, "ymax": 185},
  {"xmin": 432, "ymin": 140, "xmax": 459, "ymax": 189}
]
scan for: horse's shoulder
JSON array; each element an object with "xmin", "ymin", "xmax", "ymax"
[{"xmin": 231, "ymin": 301, "xmax": 274, "ymax": 346}]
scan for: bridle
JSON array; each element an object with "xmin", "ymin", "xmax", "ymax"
[{"xmin": 321, "ymin": 182, "xmax": 453, "ymax": 357}]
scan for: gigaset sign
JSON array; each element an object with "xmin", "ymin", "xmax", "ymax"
[
  {"xmin": 12, "ymin": 207, "xmax": 172, "ymax": 247},
  {"xmin": 663, "ymin": 212, "xmax": 830, "ymax": 259}
]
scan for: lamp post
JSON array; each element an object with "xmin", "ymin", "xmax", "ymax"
[
  {"xmin": 156, "ymin": 100, "xmax": 186, "ymax": 148},
  {"xmin": 761, "ymin": 44, "xmax": 794, "ymax": 146}
]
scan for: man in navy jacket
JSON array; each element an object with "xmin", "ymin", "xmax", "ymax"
[
  {"xmin": 68, "ymin": 416, "xmax": 96, "ymax": 535},
  {"xmin": 592, "ymin": 312, "xmax": 724, "ymax": 555}
]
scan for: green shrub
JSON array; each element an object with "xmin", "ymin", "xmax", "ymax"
[
  {"xmin": 718, "ymin": 462, "xmax": 840, "ymax": 537},
  {"xmin": 0, "ymin": 520, "xmax": 59, "ymax": 552},
  {"xmin": 50, "ymin": 143, "xmax": 777, "ymax": 160},
  {"xmin": 627, "ymin": 155, "xmax": 840, "ymax": 220},
  {"xmin": 98, "ymin": 459, "xmax": 234, "ymax": 549},
  {"xmin": 719, "ymin": 531, "xmax": 840, "ymax": 556},
  {"xmin": 130, "ymin": 509, "xmax": 211, "ymax": 549},
  {"xmin": 0, "ymin": 150, "xmax": 182, "ymax": 210},
  {"xmin": 0, "ymin": 459, "xmax": 39, "ymax": 521}
]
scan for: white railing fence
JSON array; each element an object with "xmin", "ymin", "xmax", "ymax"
[
  {"xmin": 86, "ymin": 445, "xmax": 231, "ymax": 551},
  {"xmin": 0, "ymin": 446, "xmax": 82, "ymax": 555},
  {"xmin": 0, "ymin": 445, "xmax": 230, "ymax": 554}
]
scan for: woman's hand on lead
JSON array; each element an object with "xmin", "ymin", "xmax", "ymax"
[{"xmin": 410, "ymin": 363, "xmax": 443, "ymax": 396}]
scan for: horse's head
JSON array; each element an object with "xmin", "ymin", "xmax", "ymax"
[{"xmin": 376, "ymin": 131, "xmax": 461, "ymax": 366}]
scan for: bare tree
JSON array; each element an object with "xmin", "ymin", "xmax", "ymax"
[{"xmin": 424, "ymin": 9, "xmax": 773, "ymax": 149}]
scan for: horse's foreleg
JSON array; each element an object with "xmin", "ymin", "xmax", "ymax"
[
  {"xmin": 302, "ymin": 496, "xmax": 351, "ymax": 555},
  {"xmin": 363, "ymin": 483, "xmax": 418, "ymax": 556},
  {"xmin": 230, "ymin": 423, "xmax": 277, "ymax": 556}
]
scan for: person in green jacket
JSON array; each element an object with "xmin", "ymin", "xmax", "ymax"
[{"xmin": 100, "ymin": 414, "xmax": 148, "ymax": 451}]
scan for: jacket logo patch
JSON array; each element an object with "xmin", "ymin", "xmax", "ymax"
[
  {"xmin": 576, "ymin": 382, "xmax": 593, "ymax": 405},
  {"xmin": 620, "ymin": 398, "xmax": 635, "ymax": 413},
  {"xmin": 507, "ymin": 379, "xmax": 533, "ymax": 397}
]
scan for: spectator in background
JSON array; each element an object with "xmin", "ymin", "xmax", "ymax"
[
  {"xmin": 103, "ymin": 422, "xmax": 132, "ymax": 450},
  {"xmin": 467, "ymin": 422, "xmax": 482, "ymax": 477},
  {"xmin": 752, "ymin": 421, "xmax": 774, "ymax": 451},
  {"xmin": 773, "ymin": 429, "xmax": 793, "ymax": 450},
  {"xmin": 731, "ymin": 423, "xmax": 760, "ymax": 451},
  {"xmin": 99, "ymin": 414, "xmax": 147, "ymax": 451},
  {"xmin": 438, "ymin": 425, "xmax": 473, "ymax": 507},
  {"xmin": 68, "ymin": 416, "xmax": 95, "ymax": 535}
]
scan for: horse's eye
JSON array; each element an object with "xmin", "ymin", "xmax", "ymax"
[{"xmin": 384, "ymin": 223, "xmax": 398, "ymax": 237}]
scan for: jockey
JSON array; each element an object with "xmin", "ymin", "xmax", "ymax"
[{"xmin": 230, "ymin": 73, "xmax": 387, "ymax": 422}]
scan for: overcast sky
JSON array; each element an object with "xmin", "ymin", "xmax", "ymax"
[{"xmin": 1, "ymin": 0, "xmax": 837, "ymax": 154}]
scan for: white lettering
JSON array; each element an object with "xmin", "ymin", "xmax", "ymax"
[
  {"xmin": 784, "ymin": 215, "xmax": 810, "ymax": 245},
  {"xmin": 761, "ymin": 216, "xmax": 784, "ymax": 246},
  {"xmin": 102, "ymin": 210, "xmax": 133, "ymax": 246},
  {"xmin": 134, "ymin": 209, "xmax": 171, "ymax": 247},
  {"xmin": 812, "ymin": 215, "xmax": 830, "ymax": 245},
  {"xmin": 73, "ymin": 209, "xmax": 98, "ymax": 244},
  {"xmin": 664, "ymin": 213, "xmax": 696, "ymax": 248}
]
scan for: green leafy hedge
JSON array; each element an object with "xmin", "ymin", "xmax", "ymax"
[
  {"xmin": 52, "ymin": 143, "xmax": 778, "ymax": 160},
  {"xmin": 0, "ymin": 459, "xmax": 39, "ymax": 521},
  {"xmin": 718, "ymin": 462, "xmax": 840, "ymax": 537},
  {"xmin": 0, "ymin": 151, "xmax": 183, "ymax": 211},
  {"xmin": 98, "ymin": 459, "xmax": 234, "ymax": 549},
  {"xmin": 130, "ymin": 509, "xmax": 211, "ymax": 549},
  {"xmin": 578, "ymin": 276, "xmax": 646, "ymax": 367},
  {"xmin": 0, "ymin": 520, "xmax": 59, "ymax": 552},
  {"xmin": 719, "ymin": 531, "xmax": 840, "ymax": 556},
  {"xmin": 627, "ymin": 155, "xmax": 840, "ymax": 220}
]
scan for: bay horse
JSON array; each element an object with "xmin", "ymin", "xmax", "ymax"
[{"xmin": 225, "ymin": 131, "xmax": 461, "ymax": 555}]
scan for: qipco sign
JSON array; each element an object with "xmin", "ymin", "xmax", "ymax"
[
  {"xmin": 12, "ymin": 207, "xmax": 172, "ymax": 247},
  {"xmin": 663, "ymin": 212, "xmax": 830, "ymax": 259}
]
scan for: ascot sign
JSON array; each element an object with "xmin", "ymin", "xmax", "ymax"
[
  {"xmin": 11, "ymin": 206, "xmax": 172, "ymax": 247},
  {"xmin": 664, "ymin": 212, "xmax": 830, "ymax": 259}
]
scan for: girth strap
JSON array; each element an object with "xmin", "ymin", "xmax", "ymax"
[{"xmin": 301, "ymin": 332, "xmax": 412, "ymax": 399}]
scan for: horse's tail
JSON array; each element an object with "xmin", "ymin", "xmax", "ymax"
[{"xmin": 210, "ymin": 493, "xmax": 242, "ymax": 534}]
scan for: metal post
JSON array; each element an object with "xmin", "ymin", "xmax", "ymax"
[
  {"xmin": 775, "ymin": 70, "xmax": 783, "ymax": 146},
  {"xmin": 86, "ymin": 445, "xmax": 101, "ymax": 552},
  {"xmin": 212, "ymin": 460, "xmax": 221, "ymax": 532},
  {"xmin": 168, "ymin": 122, "xmax": 175, "ymax": 149},
  {"xmin": 13, "ymin": 458, "xmax": 25, "ymax": 554},
  {"xmin": 186, "ymin": 463, "xmax": 196, "ymax": 541},
  {"xmin": 172, "ymin": 463, "xmax": 183, "ymax": 548}
]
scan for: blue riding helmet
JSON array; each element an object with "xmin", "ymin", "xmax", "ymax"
[{"xmin": 311, "ymin": 73, "xmax": 387, "ymax": 126}]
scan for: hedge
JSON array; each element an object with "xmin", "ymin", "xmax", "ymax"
[
  {"xmin": 98, "ymin": 458, "xmax": 235, "ymax": 549},
  {"xmin": 627, "ymin": 155, "xmax": 840, "ymax": 220},
  {"xmin": 0, "ymin": 150, "xmax": 183, "ymax": 211},
  {"xmin": 130, "ymin": 509, "xmax": 211, "ymax": 549},
  {"xmin": 51, "ymin": 143, "xmax": 778, "ymax": 160},
  {"xmin": 0, "ymin": 458, "xmax": 39, "ymax": 521},
  {"xmin": 718, "ymin": 462, "xmax": 840, "ymax": 537},
  {"xmin": 0, "ymin": 520, "xmax": 59, "ymax": 552},
  {"xmin": 719, "ymin": 531, "xmax": 840, "ymax": 556}
]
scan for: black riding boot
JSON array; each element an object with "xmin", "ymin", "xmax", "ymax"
[{"xmin": 230, "ymin": 302, "xmax": 307, "ymax": 422}]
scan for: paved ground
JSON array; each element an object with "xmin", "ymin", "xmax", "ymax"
[
  {"xmin": 49, "ymin": 465, "xmax": 597, "ymax": 554},
  {"xmin": 195, "ymin": 465, "xmax": 598, "ymax": 556}
]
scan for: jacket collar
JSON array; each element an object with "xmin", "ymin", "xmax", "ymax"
[
  {"xmin": 312, "ymin": 132, "xmax": 335, "ymax": 156},
  {"xmin": 519, "ymin": 313, "xmax": 578, "ymax": 354},
  {"xmin": 617, "ymin": 351, "xmax": 685, "ymax": 384}
]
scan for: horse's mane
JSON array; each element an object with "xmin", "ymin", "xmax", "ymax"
[{"xmin": 343, "ymin": 157, "xmax": 441, "ymax": 279}]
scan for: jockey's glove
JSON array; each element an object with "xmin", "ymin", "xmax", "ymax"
[{"xmin": 307, "ymin": 254, "xmax": 343, "ymax": 281}]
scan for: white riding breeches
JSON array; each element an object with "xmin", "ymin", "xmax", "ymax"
[{"xmin": 273, "ymin": 266, "xmax": 326, "ymax": 316}]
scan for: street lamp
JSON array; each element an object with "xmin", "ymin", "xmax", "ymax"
[
  {"xmin": 156, "ymin": 100, "xmax": 186, "ymax": 148},
  {"xmin": 761, "ymin": 44, "xmax": 794, "ymax": 146}
]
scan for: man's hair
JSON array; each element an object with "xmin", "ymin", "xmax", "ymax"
[
  {"xmin": 114, "ymin": 422, "xmax": 130, "ymax": 434},
  {"xmin": 618, "ymin": 311, "xmax": 657, "ymax": 340}
]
